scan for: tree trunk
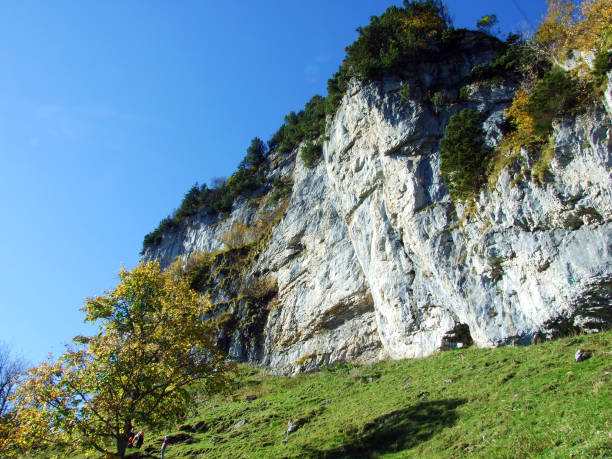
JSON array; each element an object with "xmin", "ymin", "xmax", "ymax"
[
  {"xmin": 117, "ymin": 437, "xmax": 128, "ymax": 458},
  {"xmin": 116, "ymin": 421, "xmax": 133, "ymax": 458}
]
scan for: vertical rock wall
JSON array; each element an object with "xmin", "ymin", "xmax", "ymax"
[{"xmin": 144, "ymin": 36, "xmax": 612, "ymax": 374}]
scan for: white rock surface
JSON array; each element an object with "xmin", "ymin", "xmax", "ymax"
[
  {"xmin": 144, "ymin": 40, "xmax": 612, "ymax": 374},
  {"xmin": 322, "ymin": 79, "xmax": 611, "ymax": 362}
]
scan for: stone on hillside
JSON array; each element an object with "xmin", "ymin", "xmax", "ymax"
[
  {"xmin": 575, "ymin": 349, "xmax": 591, "ymax": 362},
  {"xmin": 232, "ymin": 419, "xmax": 247, "ymax": 430},
  {"xmin": 286, "ymin": 420, "xmax": 298, "ymax": 435}
]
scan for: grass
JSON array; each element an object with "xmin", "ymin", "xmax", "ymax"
[
  {"xmin": 532, "ymin": 136, "xmax": 556, "ymax": 186},
  {"xmin": 130, "ymin": 331, "xmax": 612, "ymax": 459}
]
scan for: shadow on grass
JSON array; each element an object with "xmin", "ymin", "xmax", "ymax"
[{"xmin": 302, "ymin": 398, "xmax": 467, "ymax": 458}]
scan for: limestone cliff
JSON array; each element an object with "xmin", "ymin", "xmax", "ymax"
[{"xmin": 143, "ymin": 33, "xmax": 612, "ymax": 375}]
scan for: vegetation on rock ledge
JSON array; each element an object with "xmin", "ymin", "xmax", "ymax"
[
  {"xmin": 486, "ymin": 0, "xmax": 612, "ymax": 190},
  {"xmin": 439, "ymin": 109, "xmax": 492, "ymax": 201}
]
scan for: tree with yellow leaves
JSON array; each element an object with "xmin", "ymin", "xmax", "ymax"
[
  {"xmin": 11, "ymin": 261, "xmax": 232, "ymax": 458},
  {"xmin": 537, "ymin": 0, "xmax": 612, "ymax": 60}
]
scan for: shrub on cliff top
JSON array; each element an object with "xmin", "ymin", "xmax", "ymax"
[
  {"xmin": 142, "ymin": 164, "xmax": 263, "ymax": 253},
  {"xmin": 239, "ymin": 137, "xmax": 267, "ymax": 171},
  {"xmin": 142, "ymin": 216, "xmax": 179, "ymax": 252},
  {"xmin": 324, "ymin": 0, "xmax": 452, "ymax": 116},
  {"xmin": 342, "ymin": 0, "xmax": 450, "ymax": 82},
  {"xmin": 268, "ymin": 95, "xmax": 326, "ymax": 155}
]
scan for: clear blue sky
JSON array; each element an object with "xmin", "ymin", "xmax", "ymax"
[{"xmin": 0, "ymin": 0, "xmax": 548, "ymax": 365}]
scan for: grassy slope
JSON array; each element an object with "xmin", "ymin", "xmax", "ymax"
[{"xmin": 135, "ymin": 332, "xmax": 612, "ymax": 459}]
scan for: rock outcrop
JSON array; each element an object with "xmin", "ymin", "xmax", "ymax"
[{"xmin": 143, "ymin": 34, "xmax": 612, "ymax": 375}]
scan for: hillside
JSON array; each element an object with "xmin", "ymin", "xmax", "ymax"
[{"xmin": 126, "ymin": 331, "xmax": 612, "ymax": 458}]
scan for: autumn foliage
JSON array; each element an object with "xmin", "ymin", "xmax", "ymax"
[
  {"xmin": 537, "ymin": 0, "xmax": 612, "ymax": 59},
  {"xmin": 9, "ymin": 262, "xmax": 232, "ymax": 458},
  {"xmin": 492, "ymin": 0, "xmax": 610, "ymax": 187}
]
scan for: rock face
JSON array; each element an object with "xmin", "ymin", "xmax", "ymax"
[{"xmin": 143, "ymin": 35, "xmax": 612, "ymax": 375}]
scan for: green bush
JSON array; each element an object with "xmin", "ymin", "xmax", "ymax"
[
  {"xmin": 458, "ymin": 85, "xmax": 472, "ymax": 101},
  {"xmin": 210, "ymin": 169, "xmax": 261, "ymax": 215},
  {"xmin": 321, "ymin": 0, "xmax": 458, "ymax": 118},
  {"xmin": 439, "ymin": 109, "xmax": 492, "ymax": 200},
  {"xmin": 300, "ymin": 140, "xmax": 323, "ymax": 168},
  {"xmin": 489, "ymin": 43, "xmax": 521, "ymax": 73},
  {"xmin": 431, "ymin": 91, "xmax": 447, "ymax": 110},
  {"xmin": 325, "ymin": 69, "xmax": 350, "ymax": 116},
  {"xmin": 142, "ymin": 169, "xmax": 263, "ymax": 253},
  {"xmin": 174, "ymin": 184, "xmax": 204, "ymax": 221},
  {"xmin": 275, "ymin": 2, "xmax": 452, "ymax": 131},
  {"xmin": 268, "ymin": 95, "xmax": 326, "ymax": 155},
  {"xmin": 470, "ymin": 63, "xmax": 488, "ymax": 79},
  {"xmin": 342, "ymin": 1, "xmax": 449, "ymax": 82},
  {"xmin": 470, "ymin": 39, "xmax": 526, "ymax": 82},
  {"xmin": 592, "ymin": 49, "xmax": 612, "ymax": 83},
  {"xmin": 239, "ymin": 137, "xmax": 267, "ymax": 170},
  {"xmin": 526, "ymin": 69, "xmax": 580, "ymax": 137}
]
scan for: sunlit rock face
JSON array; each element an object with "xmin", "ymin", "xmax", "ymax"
[{"xmin": 144, "ymin": 34, "xmax": 612, "ymax": 374}]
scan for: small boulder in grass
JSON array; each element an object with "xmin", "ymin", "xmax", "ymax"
[
  {"xmin": 575, "ymin": 349, "xmax": 591, "ymax": 362},
  {"xmin": 286, "ymin": 420, "xmax": 298, "ymax": 435},
  {"xmin": 232, "ymin": 419, "xmax": 247, "ymax": 430}
]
